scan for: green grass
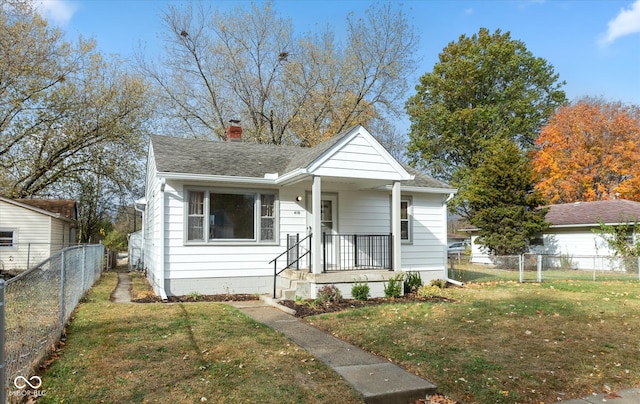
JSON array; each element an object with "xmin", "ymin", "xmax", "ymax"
[
  {"xmin": 309, "ymin": 280, "xmax": 640, "ymax": 404},
  {"xmin": 35, "ymin": 272, "xmax": 363, "ymax": 404}
]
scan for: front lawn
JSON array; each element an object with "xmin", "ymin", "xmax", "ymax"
[
  {"xmin": 35, "ymin": 272, "xmax": 363, "ymax": 404},
  {"xmin": 309, "ymin": 280, "xmax": 640, "ymax": 403}
]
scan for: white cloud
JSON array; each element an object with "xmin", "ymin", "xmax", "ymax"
[
  {"xmin": 35, "ymin": 0, "xmax": 77, "ymax": 26},
  {"xmin": 599, "ymin": 0, "xmax": 640, "ymax": 45}
]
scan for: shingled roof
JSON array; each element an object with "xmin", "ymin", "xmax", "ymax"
[
  {"xmin": 11, "ymin": 198, "xmax": 77, "ymax": 221},
  {"xmin": 546, "ymin": 199, "xmax": 640, "ymax": 226},
  {"xmin": 150, "ymin": 126, "xmax": 452, "ymax": 190}
]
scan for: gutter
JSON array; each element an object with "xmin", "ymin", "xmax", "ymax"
[
  {"xmin": 157, "ymin": 172, "xmax": 275, "ymax": 185},
  {"xmin": 379, "ymin": 185, "xmax": 458, "ymax": 194}
]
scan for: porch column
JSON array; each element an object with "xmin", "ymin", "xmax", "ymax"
[
  {"xmin": 391, "ymin": 181, "xmax": 402, "ymax": 271},
  {"xmin": 311, "ymin": 175, "xmax": 322, "ymax": 273}
]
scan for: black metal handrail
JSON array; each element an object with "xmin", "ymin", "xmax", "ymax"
[{"xmin": 269, "ymin": 233, "xmax": 312, "ymax": 298}]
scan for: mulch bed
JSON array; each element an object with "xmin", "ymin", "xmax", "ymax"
[
  {"xmin": 278, "ymin": 294, "xmax": 454, "ymax": 317},
  {"xmin": 132, "ymin": 294, "xmax": 260, "ymax": 303}
]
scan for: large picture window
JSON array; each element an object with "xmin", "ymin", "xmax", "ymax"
[
  {"xmin": 186, "ymin": 190, "xmax": 276, "ymax": 243},
  {"xmin": 210, "ymin": 193, "xmax": 255, "ymax": 239}
]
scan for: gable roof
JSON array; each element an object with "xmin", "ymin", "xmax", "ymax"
[
  {"xmin": 546, "ymin": 199, "xmax": 640, "ymax": 227},
  {"xmin": 150, "ymin": 125, "xmax": 453, "ymax": 191},
  {"xmin": 0, "ymin": 197, "xmax": 77, "ymax": 222}
]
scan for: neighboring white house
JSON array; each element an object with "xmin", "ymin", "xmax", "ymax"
[
  {"xmin": 138, "ymin": 124, "xmax": 456, "ymax": 299},
  {"xmin": 128, "ymin": 230, "xmax": 143, "ymax": 271},
  {"xmin": 469, "ymin": 199, "xmax": 640, "ymax": 269},
  {"xmin": 0, "ymin": 197, "xmax": 78, "ymax": 272}
]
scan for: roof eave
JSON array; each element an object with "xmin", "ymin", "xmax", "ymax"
[
  {"xmin": 157, "ymin": 171, "xmax": 276, "ymax": 185},
  {"xmin": 0, "ymin": 196, "xmax": 77, "ymax": 223},
  {"xmin": 378, "ymin": 185, "xmax": 458, "ymax": 194},
  {"xmin": 549, "ymin": 222, "xmax": 631, "ymax": 229}
]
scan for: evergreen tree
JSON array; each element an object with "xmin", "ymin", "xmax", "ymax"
[{"xmin": 466, "ymin": 139, "xmax": 549, "ymax": 255}]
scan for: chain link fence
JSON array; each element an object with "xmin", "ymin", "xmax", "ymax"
[
  {"xmin": 0, "ymin": 244, "xmax": 104, "ymax": 402},
  {"xmin": 0, "ymin": 243, "xmax": 75, "ymax": 275},
  {"xmin": 449, "ymin": 253, "xmax": 640, "ymax": 283}
]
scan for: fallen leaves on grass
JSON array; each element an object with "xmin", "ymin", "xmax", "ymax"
[{"xmin": 416, "ymin": 393, "xmax": 460, "ymax": 404}]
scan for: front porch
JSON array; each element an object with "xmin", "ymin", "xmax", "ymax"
[
  {"xmin": 273, "ymin": 232, "xmax": 397, "ymax": 299},
  {"xmin": 277, "ymin": 268, "xmax": 399, "ymax": 300}
]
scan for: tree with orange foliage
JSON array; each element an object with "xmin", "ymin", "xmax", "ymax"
[{"xmin": 532, "ymin": 98, "xmax": 640, "ymax": 203}]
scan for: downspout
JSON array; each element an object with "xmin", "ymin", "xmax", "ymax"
[
  {"xmin": 134, "ymin": 199, "xmax": 145, "ymax": 271},
  {"xmin": 157, "ymin": 178, "xmax": 168, "ymax": 301}
]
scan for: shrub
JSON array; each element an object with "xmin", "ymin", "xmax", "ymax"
[
  {"xmin": 559, "ymin": 254, "xmax": 574, "ymax": 270},
  {"xmin": 404, "ymin": 271, "xmax": 423, "ymax": 294},
  {"xmin": 430, "ymin": 279, "xmax": 447, "ymax": 288},
  {"xmin": 351, "ymin": 281, "xmax": 370, "ymax": 301},
  {"xmin": 316, "ymin": 284, "xmax": 342, "ymax": 303},
  {"xmin": 417, "ymin": 284, "xmax": 441, "ymax": 298},
  {"xmin": 384, "ymin": 274, "xmax": 404, "ymax": 298}
]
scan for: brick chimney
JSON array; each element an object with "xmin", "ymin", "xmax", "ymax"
[{"xmin": 227, "ymin": 120, "xmax": 242, "ymax": 142}]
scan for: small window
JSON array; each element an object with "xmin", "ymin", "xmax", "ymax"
[
  {"xmin": 400, "ymin": 199, "xmax": 411, "ymax": 241},
  {"xmin": 260, "ymin": 194, "xmax": 275, "ymax": 241},
  {"xmin": 0, "ymin": 230, "xmax": 14, "ymax": 247},
  {"xmin": 187, "ymin": 191, "xmax": 205, "ymax": 241}
]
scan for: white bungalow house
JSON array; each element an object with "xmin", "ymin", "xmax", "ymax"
[
  {"xmin": 138, "ymin": 124, "xmax": 455, "ymax": 300},
  {"xmin": 0, "ymin": 196, "xmax": 77, "ymax": 273},
  {"xmin": 469, "ymin": 199, "xmax": 640, "ymax": 269}
]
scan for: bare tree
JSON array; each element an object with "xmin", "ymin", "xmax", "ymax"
[
  {"xmin": 0, "ymin": 3, "xmax": 153, "ymax": 241},
  {"xmin": 138, "ymin": 1, "xmax": 419, "ymax": 145}
]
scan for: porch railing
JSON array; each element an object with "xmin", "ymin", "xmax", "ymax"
[
  {"xmin": 322, "ymin": 233, "xmax": 392, "ymax": 272},
  {"xmin": 269, "ymin": 233, "xmax": 312, "ymax": 298}
]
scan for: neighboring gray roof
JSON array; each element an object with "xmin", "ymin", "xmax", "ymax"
[
  {"xmin": 150, "ymin": 126, "xmax": 453, "ymax": 190},
  {"xmin": 546, "ymin": 199, "xmax": 640, "ymax": 226}
]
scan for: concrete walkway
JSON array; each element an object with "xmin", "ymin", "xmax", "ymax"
[
  {"xmin": 558, "ymin": 388, "xmax": 640, "ymax": 404},
  {"xmin": 230, "ymin": 299, "xmax": 437, "ymax": 404},
  {"xmin": 111, "ymin": 271, "xmax": 132, "ymax": 303}
]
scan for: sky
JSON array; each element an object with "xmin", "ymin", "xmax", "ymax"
[{"xmin": 36, "ymin": 0, "xmax": 640, "ymax": 113}]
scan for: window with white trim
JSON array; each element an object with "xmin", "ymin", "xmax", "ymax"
[
  {"xmin": 400, "ymin": 199, "xmax": 412, "ymax": 242},
  {"xmin": 187, "ymin": 191, "xmax": 205, "ymax": 241},
  {"xmin": 186, "ymin": 190, "xmax": 277, "ymax": 243},
  {"xmin": 0, "ymin": 229, "xmax": 15, "ymax": 247}
]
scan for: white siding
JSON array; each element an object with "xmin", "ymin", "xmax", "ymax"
[
  {"xmin": 471, "ymin": 227, "xmax": 620, "ymax": 269},
  {"xmin": 541, "ymin": 228, "xmax": 613, "ymax": 256},
  {"xmin": 339, "ymin": 190, "xmax": 390, "ymax": 234},
  {"xmin": 50, "ymin": 219, "xmax": 70, "ymax": 253},
  {"xmin": 0, "ymin": 201, "xmax": 53, "ymax": 271},
  {"xmin": 311, "ymin": 134, "xmax": 404, "ymax": 180},
  {"xmin": 142, "ymin": 146, "xmax": 164, "ymax": 295},
  {"xmin": 162, "ymin": 183, "xmax": 290, "ymax": 286},
  {"xmin": 401, "ymin": 193, "xmax": 448, "ymax": 278}
]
